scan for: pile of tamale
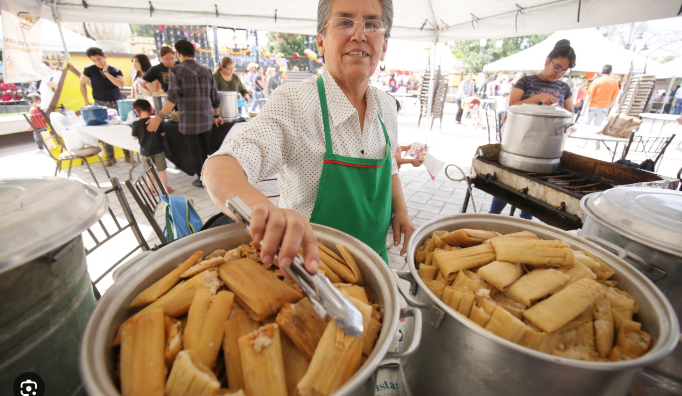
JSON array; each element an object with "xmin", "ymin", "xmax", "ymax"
[
  {"xmin": 114, "ymin": 241, "xmax": 382, "ymax": 396},
  {"xmin": 415, "ymin": 228, "xmax": 652, "ymax": 362}
]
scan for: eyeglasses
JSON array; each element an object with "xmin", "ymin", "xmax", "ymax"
[
  {"xmin": 223, "ymin": 67, "xmax": 235, "ymax": 71},
  {"xmin": 550, "ymin": 59, "xmax": 570, "ymax": 74},
  {"xmin": 322, "ymin": 17, "xmax": 387, "ymax": 37}
]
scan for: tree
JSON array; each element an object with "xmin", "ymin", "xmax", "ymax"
[
  {"xmin": 451, "ymin": 34, "xmax": 549, "ymax": 74},
  {"xmin": 601, "ymin": 22, "xmax": 682, "ymax": 62},
  {"xmin": 130, "ymin": 24, "xmax": 155, "ymax": 37},
  {"xmin": 264, "ymin": 33, "xmax": 318, "ymax": 57}
]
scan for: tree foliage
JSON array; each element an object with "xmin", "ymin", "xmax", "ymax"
[
  {"xmin": 451, "ymin": 35, "xmax": 549, "ymax": 74},
  {"xmin": 264, "ymin": 33, "xmax": 318, "ymax": 57},
  {"xmin": 130, "ymin": 24, "xmax": 155, "ymax": 37}
]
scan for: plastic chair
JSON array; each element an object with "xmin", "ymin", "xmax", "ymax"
[
  {"xmin": 84, "ymin": 177, "xmax": 150, "ymax": 298},
  {"xmin": 621, "ymin": 134, "xmax": 676, "ymax": 173},
  {"xmin": 125, "ymin": 158, "xmax": 169, "ymax": 245},
  {"xmin": 24, "ymin": 108, "xmax": 111, "ymax": 188}
]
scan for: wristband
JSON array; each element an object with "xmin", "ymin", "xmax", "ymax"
[{"xmin": 213, "ymin": 115, "xmax": 220, "ymax": 118}]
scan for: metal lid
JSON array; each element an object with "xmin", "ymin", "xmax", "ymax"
[
  {"xmin": 582, "ymin": 187, "xmax": 682, "ymax": 255},
  {"xmin": 0, "ymin": 177, "xmax": 107, "ymax": 273},
  {"xmin": 508, "ymin": 103, "xmax": 573, "ymax": 118}
]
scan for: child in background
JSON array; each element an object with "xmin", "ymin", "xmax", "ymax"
[
  {"xmin": 469, "ymin": 98, "xmax": 482, "ymax": 129},
  {"xmin": 395, "ymin": 145, "xmax": 424, "ymax": 170},
  {"xmin": 131, "ymin": 99, "xmax": 172, "ymax": 192},
  {"xmin": 26, "ymin": 93, "xmax": 46, "ymax": 153}
]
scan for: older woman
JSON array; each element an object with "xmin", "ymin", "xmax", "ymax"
[
  {"xmin": 214, "ymin": 57, "xmax": 251, "ymax": 105},
  {"xmin": 204, "ymin": 0, "xmax": 412, "ymax": 271}
]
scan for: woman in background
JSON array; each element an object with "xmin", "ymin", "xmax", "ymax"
[
  {"xmin": 214, "ymin": 57, "xmax": 251, "ymax": 106},
  {"xmin": 131, "ymin": 54, "xmax": 152, "ymax": 98},
  {"xmin": 266, "ymin": 66, "xmax": 280, "ymax": 95}
]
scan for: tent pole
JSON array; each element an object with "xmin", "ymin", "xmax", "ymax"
[
  {"xmin": 213, "ymin": 25, "xmax": 219, "ymax": 66},
  {"xmin": 660, "ymin": 76, "xmax": 676, "ymax": 114},
  {"xmin": 51, "ymin": 1, "xmax": 70, "ymax": 62}
]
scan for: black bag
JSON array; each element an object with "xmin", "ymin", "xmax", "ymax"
[{"xmin": 639, "ymin": 159, "xmax": 655, "ymax": 172}]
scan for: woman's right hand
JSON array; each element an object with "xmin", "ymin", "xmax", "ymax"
[
  {"xmin": 532, "ymin": 93, "xmax": 557, "ymax": 105},
  {"xmin": 248, "ymin": 204, "xmax": 320, "ymax": 274}
]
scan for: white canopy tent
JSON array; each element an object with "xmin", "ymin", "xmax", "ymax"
[
  {"xmin": 656, "ymin": 57, "xmax": 682, "ymax": 79},
  {"xmin": 8, "ymin": 0, "xmax": 682, "ymax": 43},
  {"xmin": 383, "ymin": 40, "xmax": 458, "ymax": 73},
  {"xmin": 0, "ymin": 18, "xmax": 96, "ymax": 52},
  {"xmin": 487, "ymin": 28, "xmax": 661, "ymax": 75}
]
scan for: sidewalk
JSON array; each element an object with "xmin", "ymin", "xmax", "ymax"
[{"xmin": 2, "ymin": 97, "xmax": 680, "ymax": 291}]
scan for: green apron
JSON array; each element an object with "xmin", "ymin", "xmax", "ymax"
[{"xmin": 309, "ymin": 76, "xmax": 392, "ymax": 263}]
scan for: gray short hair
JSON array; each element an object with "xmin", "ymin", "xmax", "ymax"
[{"xmin": 317, "ymin": 0, "xmax": 393, "ymax": 39}]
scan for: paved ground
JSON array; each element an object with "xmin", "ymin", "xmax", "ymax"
[{"xmin": 2, "ymin": 98, "xmax": 681, "ymax": 293}]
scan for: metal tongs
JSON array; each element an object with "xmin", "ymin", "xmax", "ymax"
[{"xmin": 226, "ymin": 196, "xmax": 364, "ymax": 337}]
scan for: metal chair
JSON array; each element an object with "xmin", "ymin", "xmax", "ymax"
[
  {"xmin": 125, "ymin": 158, "xmax": 169, "ymax": 245},
  {"xmin": 621, "ymin": 134, "xmax": 676, "ymax": 173},
  {"xmin": 24, "ymin": 108, "xmax": 111, "ymax": 188},
  {"xmin": 84, "ymin": 177, "xmax": 150, "ymax": 298}
]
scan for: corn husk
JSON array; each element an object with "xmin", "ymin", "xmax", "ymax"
[
  {"xmin": 120, "ymin": 308, "xmax": 166, "ymax": 396},
  {"xmin": 238, "ymin": 323, "xmax": 288, "ymax": 396},
  {"xmin": 434, "ymin": 244, "xmax": 496, "ymax": 281},
  {"xmin": 281, "ymin": 331, "xmax": 310, "ymax": 396},
  {"xmin": 166, "ymin": 350, "xmax": 220, "ymax": 396},
  {"xmin": 485, "ymin": 305, "xmax": 526, "ymax": 344},
  {"xmin": 184, "ymin": 288, "xmax": 213, "ymax": 351},
  {"xmin": 492, "ymin": 240, "xmax": 575, "ymax": 267},
  {"xmin": 223, "ymin": 309, "xmax": 261, "ymax": 391},
  {"xmin": 181, "ymin": 257, "xmax": 227, "ymax": 278},
  {"xmin": 195, "ymin": 290, "xmax": 234, "ymax": 368},
  {"xmin": 276, "ymin": 298, "xmax": 327, "ymax": 360},
  {"xmin": 477, "ymin": 261, "xmax": 523, "ymax": 291},
  {"xmin": 334, "ymin": 284, "xmax": 370, "ymax": 304},
  {"xmin": 129, "ymin": 251, "xmax": 203, "ymax": 308},
  {"xmin": 164, "ymin": 317, "xmax": 183, "ymax": 368},
  {"xmin": 335, "ymin": 244, "xmax": 365, "ymax": 285},
  {"xmin": 417, "ymin": 265, "xmax": 439, "ymax": 281},
  {"xmin": 440, "ymin": 229, "xmax": 501, "ymax": 247},
  {"xmin": 504, "ymin": 269, "xmax": 570, "ymax": 307}
]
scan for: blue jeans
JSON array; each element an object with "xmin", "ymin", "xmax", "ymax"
[
  {"xmin": 489, "ymin": 196, "xmax": 532, "ymax": 220},
  {"xmin": 674, "ymin": 101, "xmax": 682, "ymax": 115},
  {"xmin": 33, "ymin": 131, "xmax": 44, "ymax": 150},
  {"xmin": 251, "ymin": 91, "xmax": 265, "ymax": 111}
]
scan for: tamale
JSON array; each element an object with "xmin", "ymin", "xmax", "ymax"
[
  {"xmin": 613, "ymin": 310, "xmax": 641, "ymax": 334},
  {"xmin": 477, "ymin": 261, "xmax": 523, "ymax": 291},
  {"xmin": 577, "ymin": 250, "xmax": 616, "ymax": 280},
  {"xmin": 491, "ymin": 293, "xmax": 526, "ymax": 320},
  {"xmin": 452, "ymin": 269, "xmax": 489, "ymax": 293},
  {"xmin": 422, "ymin": 279, "xmax": 446, "ymax": 299},
  {"xmin": 554, "ymin": 305, "xmax": 594, "ymax": 333},
  {"xmin": 594, "ymin": 298, "xmax": 614, "ymax": 358},
  {"xmin": 417, "ymin": 265, "xmax": 439, "ymax": 281},
  {"xmin": 317, "ymin": 246, "xmax": 358, "ymax": 284},
  {"xmin": 140, "ymin": 269, "xmax": 220, "ymax": 318},
  {"xmin": 604, "ymin": 287, "xmax": 639, "ymax": 319},
  {"xmin": 129, "ymin": 251, "xmax": 203, "ymax": 308},
  {"xmin": 608, "ymin": 346, "xmax": 639, "ymax": 362},
  {"xmin": 164, "ymin": 317, "xmax": 183, "ymax": 368},
  {"xmin": 238, "ymin": 324, "xmax": 288, "ymax": 396},
  {"xmin": 219, "ymin": 258, "xmax": 303, "ymax": 321},
  {"xmin": 223, "ymin": 310, "xmax": 261, "ymax": 391},
  {"xmin": 616, "ymin": 329, "xmax": 652, "ymax": 356},
  {"xmin": 297, "ymin": 320, "xmax": 364, "ymax": 396},
  {"xmin": 442, "ymin": 286, "xmax": 475, "ymax": 317},
  {"xmin": 433, "ymin": 244, "xmax": 497, "ymax": 281},
  {"xmin": 166, "ymin": 350, "xmax": 220, "ymax": 396},
  {"xmin": 433, "ymin": 234, "xmax": 446, "ymax": 249},
  {"xmin": 415, "ymin": 246, "xmax": 427, "ymax": 265},
  {"xmin": 521, "ymin": 327, "xmax": 561, "ymax": 354},
  {"xmin": 557, "ymin": 262, "xmax": 597, "ymax": 286},
  {"xmin": 184, "ymin": 288, "xmax": 213, "ymax": 350},
  {"xmin": 318, "ymin": 261, "xmax": 343, "ymax": 283},
  {"xmin": 181, "ymin": 257, "xmax": 227, "ymax": 278},
  {"xmin": 120, "ymin": 308, "xmax": 166, "ymax": 396},
  {"xmin": 504, "ymin": 269, "xmax": 570, "ymax": 307},
  {"xmin": 484, "ymin": 305, "xmax": 526, "ymax": 344},
  {"xmin": 335, "ymin": 244, "xmax": 365, "ymax": 285},
  {"xmin": 276, "ymin": 298, "xmax": 327, "ymax": 360},
  {"xmin": 523, "ymin": 278, "xmax": 604, "ymax": 334},
  {"xmin": 469, "ymin": 304, "xmax": 491, "ymax": 327},
  {"xmin": 196, "ymin": 290, "xmax": 234, "ymax": 368},
  {"xmin": 334, "ymin": 284, "xmax": 370, "ymax": 304},
  {"xmin": 363, "ymin": 317, "xmax": 382, "ymax": 356},
  {"xmin": 440, "ymin": 229, "xmax": 501, "ymax": 247},
  {"xmin": 281, "ymin": 331, "xmax": 310, "ymax": 396},
  {"xmin": 474, "ymin": 288, "xmax": 498, "ymax": 316},
  {"xmin": 424, "ymin": 251, "xmax": 435, "ymax": 267},
  {"xmin": 434, "ymin": 269, "xmax": 454, "ymax": 286},
  {"xmin": 425, "ymin": 237, "xmax": 436, "ymax": 253},
  {"xmin": 483, "ymin": 231, "xmax": 539, "ymax": 245},
  {"xmin": 492, "ymin": 239, "xmax": 575, "ymax": 267}
]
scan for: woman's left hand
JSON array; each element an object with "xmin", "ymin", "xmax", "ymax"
[{"xmin": 392, "ymin": 211, "xmax": 415, "ymax": 256}]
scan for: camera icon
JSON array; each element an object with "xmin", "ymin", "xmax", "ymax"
[{"xmin": 19, "ymin": 380, "xmax": 38, "ymax": 396}]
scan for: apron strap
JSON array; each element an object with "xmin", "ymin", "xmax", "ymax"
[{"xmin": 316, "ymin": 76, "xmax": 333, "ymax": 154}]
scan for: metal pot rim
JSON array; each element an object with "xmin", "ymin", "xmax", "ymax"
[
  {"xmin": 80, "ymin": 223, "xmax": 401, "ymax": 396},
  {"xmin": 405, "ymin": 214, "xmax": 679, "ymax": 369}
]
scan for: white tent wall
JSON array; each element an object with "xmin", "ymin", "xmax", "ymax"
[
  {"xmin": 7, "ymin": 0, "xmax": 681, "ymax": 43},
  {"xmin": 487, "ymin": 28, "xmax": 662, "ymax": 75},
  {"xmin": 0, "ymin": 18, "xmax": 96, "ymax": 52}
]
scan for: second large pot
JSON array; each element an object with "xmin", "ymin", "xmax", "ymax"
[
  {"xmin": 219, "ymin": 91, "xmax": 240, "ymax": 121},
  {"xmin": 499, "ymin": 103, "xmax": 575, "ymax": 173},
  {"xmin": 401, "ymin": 214, "xmax": 678, "ymax": 396},
  {"xmin": 80, "ymin": 223, "xmax": 421, "ymax": 396}
]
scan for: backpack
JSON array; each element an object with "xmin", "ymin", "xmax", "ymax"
[{"xmin": 161, "ymin": 195, "xmax": 203, "ymax": 241}]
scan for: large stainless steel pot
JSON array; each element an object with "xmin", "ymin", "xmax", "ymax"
[
  {"xmin": 581, "ymin": 187, "xmax": 682, "ymax": 394},
  {"xmin": 400, "ymin": 214, "xmax": 678, "ymax": 396},
  {"xmin": 219, "ymin": 91, "xmax": 240, "ymax": 121},
  {"xmin": 80, "ymin": 223, "xmax": 422, "ymax": 396},
  {"xmin": 0, "ymin": 178, "xmax": 106, "ymax": 396},
  {"xmin": 500, "ymin": 103, "xmax": 575, "ymax": 173}
]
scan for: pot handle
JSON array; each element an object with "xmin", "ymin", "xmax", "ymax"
[
  {"xmin": 555, "ymin": 122, "xmax": 575, "ymax": 135},
  {"xmin": 393, "ymin": 269, "xmax": 446, "ymax": 329},
  {"xmin": 583, "ymin": 235, "xmax": 667, "ymax": 282},
  {"xmin": 384, "ymin": 306, "xmax": 422, "ymax": 359}
]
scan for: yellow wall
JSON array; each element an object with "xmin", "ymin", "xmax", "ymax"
[{"xmin": 68, "ymin": 52, "xmax": 135, "ymax": 86}]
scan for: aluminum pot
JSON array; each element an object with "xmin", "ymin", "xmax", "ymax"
[
  {"xmin": 400, "ymin": 214, "xmax": 678, "ymax": 396},
  {"xmin": 80, "ymin": 223, "xmax": 422, "ymax": 396},
  {"xmin": 500, "ymin": 103, "xmax": 575, "ymax": 173},
  {"xmin": 581, "ymin": 187, "xmax": 682, "ymax": 394},
  {"xmin": 150, "ymin": 95, "xmax": 171, "ymax": 121},
  {"xmin": 219, "ymin": 91, "xmax": 240, "ymax": 121}
]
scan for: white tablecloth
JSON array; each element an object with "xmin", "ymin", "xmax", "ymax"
[{"xmin": 73, "ymin": 123, "xmax": 141, "ymax": 153}]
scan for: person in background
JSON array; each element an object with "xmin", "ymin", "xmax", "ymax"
[
  {"xmin": 674, "ymin": 85, "xmax": 682, "ymax": 115},
  {"xmin": 495, "ymin": 91, "xmax": 509, "ymax": 132},
  {"xmin": 266, "ymin": 67, "xmax": 280, "ymax": 95},
  {"xmin": 203, "ymin": 0, "xmax": 414, "ymax": 269},
  {"xmin": 80, "ymin": 46, "xmax": 132, "ymax": 166},
  {"xmin": 214, "ymin": 57, "xmax": 251, "ymax": 107},
  {"xmin": 38, "ymin": 61, "xmax": 59, "ymax": 112},
  {"xmin": 456, "ymin": 73, "xmax": 477, "ymax": 124},
  {"xmin": 131, "ymin": 54, "xmax": 153, "ymax": 98},
  {"xmin": 131, "ymin": 99, "xmax": 172, "ymax": 192},
  {"xmin": 664, "ymin": 86, "xmax": 678, "ymax": 114},
  {"xmin": 490, "ymin": 39, "xmax": 576, "ymax": 221},
  {"xmin": 146, "ymin": 39, "xmax": 222, "ymax": 188},
  {"xmin": 26, "ymin": 93, "xmax": 46, "ymax": 153},
  {"xmin": 573, "ymin": 78, "xmax": 588, "ymax": 122},
  {"xmin": 581, "ymin": 65, "xmax": 619, "ymax": 126},
  {"xmin": 143, "ymin": 46, "xmax": 176, "ymax": 93},
  {"xmin": 388, "ymin": 74, "xmax": 397, "ymax": 92},
  {"xmin": 251, "ymin": 65, "xmax": 266, "ymax": 111},
  {"xmin": 245, "ymin": 63, "xmax": 257, "ymax": 95}
]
